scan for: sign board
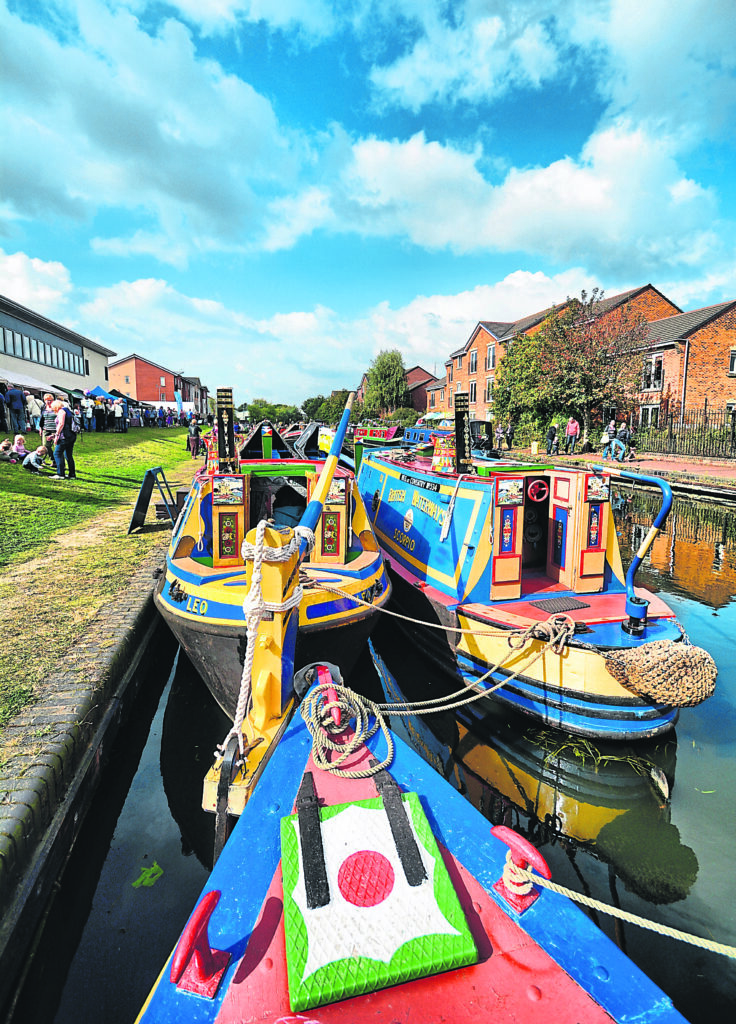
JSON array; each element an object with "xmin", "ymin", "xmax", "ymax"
[
  {"xmin": 216, "ymin": 388, "xmax": 238, "ymax": 472},
  {"xmin": 127, "ymin": 467, "xmax": 176, "ymax": 533},
  {"xmin": 454, "ymin": 393, "xmax": 471, "ymax": 473}
]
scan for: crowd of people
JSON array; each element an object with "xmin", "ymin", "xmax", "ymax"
[
  {"xmin": 0, "ymin": 385, "xmax": 213, "ymax": 481},
  {"xmin": 544, "ymin": 415, "xmax": 635, "ymax": 461}
]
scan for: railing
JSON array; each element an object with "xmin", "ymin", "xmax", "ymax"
[{"xmin": 636, "ymin": 404, "xmax": 736, "ymax": 459}]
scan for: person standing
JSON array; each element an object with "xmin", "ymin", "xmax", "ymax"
[
  {"xmin": 564, "ymin": 416, "xmax": 580, "ymax": 455},
  {"xmin": 615, "ymin": 421, "xmax": 631, "ymax": 463},
  {"xmin": 26, "ymin": 392, "xmax": 43, "ymax": 430},
  {"xmin": 494, "ymin": 423, "xmax": 505, "ymax": 449},
  {"xmin": 504, "ymin": 420, "xmax": 515, "ymax": 450},
  {"xmin": 546, "ymin": 422, "xmax": 558, "ymax": 456},
  {"xmin": 51, "ymin": 399, "xmax": 77, "ymax": 480},
  {"xmin": 39, "ymin": 394, "xmax": 57, "ymax": 461},
  {"xmin": 4, "ymin": 384, "xmax": 26, "ymax": 433},
  {"xmin": 188, "ymin": 417, "xmax": 202, "ymax": 458},
  {"xmin": 114, "ymin": 399, "xmax": 124, "ymax": 432}
]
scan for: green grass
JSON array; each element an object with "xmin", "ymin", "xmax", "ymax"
[{"xmin": 0, "ymin": 428, "xmax": 193, "ymax": 567}]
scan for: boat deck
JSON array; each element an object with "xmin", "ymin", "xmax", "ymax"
[{"xmin": 462, "ymin": 587, "xmax": 674, "ymax": 629}]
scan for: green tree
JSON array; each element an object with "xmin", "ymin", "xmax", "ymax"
[
  {"xmin": 492, "ymin": 331, "xmax": 547, "ymax": 424},
  {"xmin": 535, "ymin": 289, "xmax": 646, "ymax": 443},
  {"xmin": 365, "ymin": 350, "xmax": 410, "ymax": 416},
  {"xmin": 302, "ymin": 395, "xmax": 326, "ymax": 420}
]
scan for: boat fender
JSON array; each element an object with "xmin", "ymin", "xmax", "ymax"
[{"xmin": 604, "ymin": 640, "xmax": 717, "ymax": 707}]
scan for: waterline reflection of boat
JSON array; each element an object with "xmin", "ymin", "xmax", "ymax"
[{"xmin": 369, "ymin": 632, "xmax": 698, "ymax": 909}]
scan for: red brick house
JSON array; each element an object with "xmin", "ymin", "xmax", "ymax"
[
  {"xmin": 108, "ymin": 354, "xmax": 209, "ymax": 415},
  {"xmin": 431, "ymin": 285, "xmax": 681, "ymax": 421},
  {"xmin": 356, "ymin": 364, "xmax": 437, "ymax": 414},
  {"xmin": 637, "ymin": 301, "xmax": 736, "ymax": 425}
]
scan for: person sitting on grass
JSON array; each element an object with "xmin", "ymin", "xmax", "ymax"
[
  {"xmin": 22, "ymin": 446, "xmax": 49, "ymax": 474},
  {"xmin": 0, "ymin": 439, "xmax": 19, "ymax": 462},
  {"xmin": 11, "ymin": 434, "xmax": 29, "ymax": 459}
]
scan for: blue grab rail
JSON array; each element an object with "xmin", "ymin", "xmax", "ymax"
[{"xmin": 594, "ymin": 465, "xmax": 673, "ymax": 633}]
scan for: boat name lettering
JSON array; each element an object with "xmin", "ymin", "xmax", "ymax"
[
  {"xmin": 411, "ymin": 490, "xmax": 447, "ymax": 526},
  {"xmin": 388, "ymin": 488, "xmax": 407, "ymax": 503},
  {"xmin": 186, "ymin": 597, "xmax": 209, "ymax": 615},
  {"xmin": 393, "ymin": 528, "xmax": 416, "ymax": 552},
  {"xmin": 400, "ymin": 472, "xmax": 440, "ymax": 492}
]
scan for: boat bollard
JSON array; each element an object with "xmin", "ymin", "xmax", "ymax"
[
  {"xmin": 170, "ymin": 889, "xmax": 230, "ymax": 998},
  {"xmin": 491, "ymin": 825, "xmax": 551, "ymax": 913}
]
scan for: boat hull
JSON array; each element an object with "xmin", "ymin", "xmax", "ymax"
[
  {"xmin": 385, "ymin": 560, "xmax": 679, "ymax": 740},
  {"xmin": 155, "ymin": 576, "xmax": 382, "ymax": 718},
  {"xmin": 356, "ymin": 448, "xmax": 688, "ymax": 741}
]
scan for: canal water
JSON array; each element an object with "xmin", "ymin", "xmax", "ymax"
[{"xmin": 7, "ymin": 491, "xmax": 736, "ymax": 1023}]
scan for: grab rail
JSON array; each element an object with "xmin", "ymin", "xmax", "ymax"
[{"xmin": 594, "ymin": 465, "xmax": 673, "ymax": 635}]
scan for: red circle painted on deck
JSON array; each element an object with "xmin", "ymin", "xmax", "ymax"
[{"xmin": 337, "ymin": 850, "xmax": 395, "ymax": 907}]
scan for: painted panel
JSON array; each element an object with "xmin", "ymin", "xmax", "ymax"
[
  {"xmin": 500, "ymin": 507, "xmax": 515, "ymax": 553},
  {"xmin": 585, "ymin": 474, "xmax": 610, "ymax": 503},
  {"xmin": 552, "ymin": 507, "xmax": 568, "ymax": 568},
  {"xmin": 587, "ymin": 503, "xmax": 603, "ymax": 549},
  {"xmin": 553, "ymin": 477, "xmax": 570, "ymax": 501},
  {"xmin": 493, "ymin": 554, "xmax": 521, "ymax": 583},
  {"xmin": 581, "ymin": 549, "xmax": 606, "ymax": 576}
]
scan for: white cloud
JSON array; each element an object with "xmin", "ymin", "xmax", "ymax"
[
  {"xmin": 145, "ymin": 0, "xmax": 336, "ymax": 38},
  {"xmin": 0, "ymin": 248, "xmax": 73, "ymax": 318}
]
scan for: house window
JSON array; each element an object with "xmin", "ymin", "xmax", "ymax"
[
  {"xmin": 469, "ymin": 381, "xmax": 476, "ymax": 404},
  {"xmin": 447, "ymin": 364, "xmax": 453, "ymax": 382},
  {"xmin": 469, "ymin": 350, "xmax": 477, "ymax": 374},
  {"xmin": 22, "ymin": 335, "xmax": 30, "ymax": 359},
  {"xmin": 729, "ymin": 350, "xmax": 736, "ymax": 375},
  {"xmin": 639, "ymin": 405, "xmax": 659, "ymax": 428},
  {"xmin": 440, "ymin": 389, "xmax": 444, "ymax": 402},
  {"xmin": 160, "ymin": 376, "xmax": 166, "ymax": 386},
  {"xmin": 125, "ymin": 375, "xmax": 130, "ymax": 384},
  {"xmin": 485, "ymin": 345, "xmax": 495, "ymax": 370},
  {"xmin": 642, "ymin": 355, "xmax": 664, "ymax": 390},
  {"xmin": 429, "ymin": 392, "xmax": 435, "ymax": 409},
  {"xmin": 457, "ymin": 355, "xmax": 463, "ymax": 370},
  {"xmin": 485, "ymin": 378, "xmax": 493, "ymax": 402},
  {"xmin": 448, "ymin": 392, "xmax": 453, "ymax": 408}
]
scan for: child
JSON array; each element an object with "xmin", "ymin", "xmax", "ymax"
[
  {"xmin": 22, "ymin": 446, "xmax": 48, "ymax": 474},
  {"xmin": 0, "ymin": 439, "xmax": 19, "ymax": 462},
  {"xmin": 11, "ymin": 434, "xmax": 28, "ymax": 459}
]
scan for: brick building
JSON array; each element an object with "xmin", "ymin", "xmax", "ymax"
[
  {"xmin": 356, "ymin": 364, "xmax": 437, "ymax": 413},
  {"xmin": 637, "ymin": 301, "xmax": 736, "ymax": 424},
  {"xmin": 108, "ymin": 354, "xmax": 209, "ymax": 415},
  {"xmin": 429, "ymin": 285, "xmax": 683, "ymax": 423}
]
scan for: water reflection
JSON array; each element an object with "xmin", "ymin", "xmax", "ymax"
[{"xmin": 613, "ymin": 488, "xmax": 736, "ymax": 608}]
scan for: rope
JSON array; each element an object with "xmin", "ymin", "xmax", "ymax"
[
  {"xmin": 300, "ymin": 682, "xmax": 394, "ymax": 777},
  {"xmin": 217, "ymin": 520, "xmax": 307, "ymax": 759},
  {"xmin": 515, "ymin": 865, "xmax": 736, "ymax": 959},
  {"xmin": 300, "ymin": 684, "xmax": 736, "ymax": 960}
]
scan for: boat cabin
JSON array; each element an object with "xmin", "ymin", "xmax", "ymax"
[{"xmin": 173, "ymin": 461, "xmax": 358, "ymax": 571}]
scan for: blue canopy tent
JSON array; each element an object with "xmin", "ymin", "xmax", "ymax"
[{"xmin": 88, "ymin": 385, "xmax": 117, "ymax": 400}]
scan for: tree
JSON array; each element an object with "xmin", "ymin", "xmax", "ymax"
[
  {"xmin": 492, "ymin": 331, "xmax": 547, "ymax": 424},
  {"xmin": 302, "ymin": 395, "xmax": 326, "ymax": 420},
  {"xmin": 365, "ymin": 350, "xmax": 410, "ymax": 416},
  {"xmin": 534, "ymin": 289, "xmax": 647, "ymax": 443}
]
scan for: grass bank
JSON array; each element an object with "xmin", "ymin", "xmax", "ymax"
[{"xmin": 0, "ymin": 428, "xmax": 195, "ymax": 733}]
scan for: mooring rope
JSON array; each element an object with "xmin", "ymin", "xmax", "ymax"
[
  {"xmin": 216, "ymin": 520, "xmax": 314, "ymax": 759},
  {"xmin": 304, "ymin": 683, "xmax": 736, "ymax": 960},
  {"xmin": 510, "ymin": 861, "xmax": 736, "ymax": 959}
]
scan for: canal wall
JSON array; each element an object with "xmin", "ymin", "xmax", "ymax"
[{"xmin": 0, "ymin": 548, "xmax": 174, "ymax": 1012}]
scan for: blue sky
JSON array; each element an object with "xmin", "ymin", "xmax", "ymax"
[{"xmin": 2, "ymin": 0, "xmax": 735, "ymax": 406}]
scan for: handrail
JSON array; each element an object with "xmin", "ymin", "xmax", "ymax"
[{"xmin": 595, "ymin": 464, "xmax": 673, "ymax": 634}]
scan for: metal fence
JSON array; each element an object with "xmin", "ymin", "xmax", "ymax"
[{"xmin": 636, "ymin": 404, "xmax": 736, "ymax": 459}]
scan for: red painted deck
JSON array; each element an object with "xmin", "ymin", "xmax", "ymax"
[
  {"xmin": 461, "ymin": 588, "xmax": 674, "ymax": 628},
  {"xmin": 214, "ymin": 745, "xmax": 616, "ymax": 1023}
]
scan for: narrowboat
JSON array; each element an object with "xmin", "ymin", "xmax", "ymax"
[
  {"xmin": 136, "ymin": 669, "xmax": 688, "ymax": 1024},
  {"xmin": 354, "ymin": 422, "xmax": 404, "ymax": 448},
  {"xmin": 355, "ymin": 420, "xmax": 716, "ymax": 740},
  {"xmin": 154, "ymin": 392, "xmax": 390, "ymax": 721}
]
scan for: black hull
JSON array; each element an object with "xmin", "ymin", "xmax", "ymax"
[{"xmin": 154, "ymin": 579, "xmax": 378, "ymax": 719}]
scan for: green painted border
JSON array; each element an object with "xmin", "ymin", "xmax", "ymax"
[{"xmin": 280, "ymin": 792, "xmax": 478, "ymax": 1012}]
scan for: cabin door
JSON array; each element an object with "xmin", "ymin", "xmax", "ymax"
[{"xmin": 545, "ymin": 472, "xmax": 579, "ymax": 589}]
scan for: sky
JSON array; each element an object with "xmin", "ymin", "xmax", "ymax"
[{"xmin": 2, "ymin": 0, "xmax": 735, "ymax": 408}]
